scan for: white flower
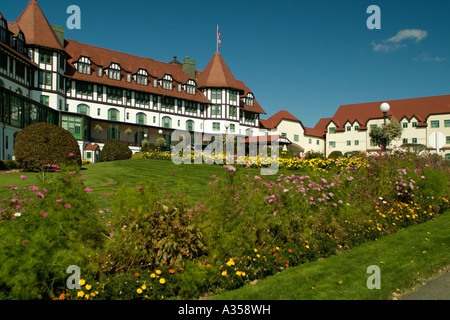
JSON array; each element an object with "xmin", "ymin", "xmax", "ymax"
[{"xmin": 14, "ymin": 212, "xmax": 21, "ymax": 217}]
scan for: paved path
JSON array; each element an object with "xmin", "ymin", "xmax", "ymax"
[{"xmin": 400, "ymin": 268, "xmax": 450, "ymax": 300}]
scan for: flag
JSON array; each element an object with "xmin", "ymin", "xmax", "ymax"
[{"xmin": 217, "ymin": 25, "xmax": 221, "ymax": 49}]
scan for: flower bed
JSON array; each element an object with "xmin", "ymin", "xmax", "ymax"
[{"xmin": 0, "ymin": 151, "xmax": 448, "ymax": 300}]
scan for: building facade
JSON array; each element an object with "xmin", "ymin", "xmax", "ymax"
[{"xmin": 1, "ymin": 1, "xmax": 449, "ymax": 162}]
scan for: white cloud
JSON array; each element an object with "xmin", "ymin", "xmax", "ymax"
[
  {"xmin": 413, "ymin": 52, "xmax": 446, "ymax": 62},
  {"xmin": 371, "ymin": 29, "xmax": 428, "ymax": 53}
]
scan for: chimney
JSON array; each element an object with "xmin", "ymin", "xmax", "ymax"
[
  {"xmin": 51, "ymin": 25, "xmax": 65, "ymax": 46},
  {"xmin": 183, "ymin": 56, "xmax": 196, "ymax": 77}
]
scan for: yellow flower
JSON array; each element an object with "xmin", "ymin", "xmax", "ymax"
[
  {"xmin": 236, "ymin": 271, "xmax": 242, "ymax": 276},
  {"xmin": 79, "ymin": 279, "xmax": 86, "ymax": 286},
  {"xmin": 141, "ymin": 284, "xmax": 147, "ymax": 290},
  {"xmin": 137, "ymin": 288, "xmax": 143, "ymax": 294},
  {"xmin": 150, "ymin": 273, "xmax": 156, "ymax": 278},
  {"xmin": 221, "ymin": 270, "xmax": 227, "ymax": 276},
  {"xmin": 253, "ymin": 248, "xmax": 258, "ymax": 253},
  {"xmin": 85, "ymin": 284, "xmax": 92, "ymax": 291},
  {"xmin": 155, "ymin": 270, "xmax": 162, "ymax": 275},
  {"xmin": 305, "ymin": 245, "xmax": 310, "ymax": 249},
  {"xmin": 159, "ymin": 278, "xmax": 166, "ymax": 284},
  {"xmin": 256, "ymin": 254, "xmax": 261, "ymax": 258},
  {"xmin": 77, "ymin": 291, "xmax": 85, "ymax": 298},
  {"xmin": 226, "ymin": 258, "xmax": 235, "ymax": 267}
]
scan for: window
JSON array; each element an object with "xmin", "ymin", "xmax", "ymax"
[
  {"xmin": 109, "ymin": 124, "xmax": 119, "ymax": 140},
  {"xmin": 97, "ymin": 108, "xmax": 101, "ymax": 116},
  {"xmin": 402, "ymin": 138, "xmax": 408, "ymax": 144},
  {"xmin": 328, "ymin": 127, "xmax": 336, "ymax": 134},
  {"xmin": 185, "ymin": 101, "xmax": 197, "ymax": 114},
  {"xmin": 161, "ymin": 97, "xmax": 174, "ymax": 109},
  {"xmin": 354, "ymin": 140, "xmax": 359, "ymax": 146},
  {"xmin": 370, "ymin": 124, "xmax": 377, "ymax": 130},
  {"xmin": 76, "ymin": 81, "xmax": 93, "ymax": 96},
  {"xmin": 446, "ymin": 154, "xmax": 450, "ymax": 160},
  {"xmin": 77, "ymin": 104, "xmax": 90, "ymax": 116},
  {"xmin": 308, "ymin": 138, "xmax": 312, "ymax": 144},
  {"xmin": 135, "ymin": 92, "xmax": 149, "ymax": 106},
  {"xmin": 229, "ymin": 123, "xmax": 235, "ymax": 133},
  {"xmin": 317, "ymin": 140, "xmax": 320, "ymax": 145},
  {"xmin": 39, "ymin": 49, "xmax": 53, "ymax": 65},
  {"xmin": 412, "ymin": 121, "xmax": 417, "ymax": 128},
  {"xmin": 135, "ymin": 69, "xmax": 148, "ymax": 86},
  {"xmin": 229, "ymin": 106, "xmax": 237, "ymax": 117},
  {"xmin": 107, "ymin": 63, "xmax": 121, "ymax": 80},
  {"xmin": 245, "ymin": 93, "xmax": 254, "ymax": 106},
  {"xmin": 294, "ymin": 135, "xmax": 299, "ymax": 142},
  {"xmin": 108, "ymin": 108, "xmax": 120, "ymax": 121},
  {"xmin": 211, "ymin": 89, "xmax": 222, "ymax": 100},
  {"xmin": 230, "ymin": 90, "xmax": 237, "ymax": 102},
  {"xmin": 185, "ymin": 80, "xmax": 196, "ymax": 95},
  {"xmin": 402, "ymin": 122, "xmax": 408, "ymax": 128},
  {"xmin": 97, "ymin": 85, "xmax": 103, "ymax": 98},
  {"xmin": 186, "ymin": 120, "xmax": 194, "ymax": 132},
  {"xmin": 211, "ymin": 105, "xmax": 222, "ymax": 116},
  {"xmin": 412, "ymin": 138, "xmax": 418, "ymax": 144},
  {"xmin": 281, "ymin": 132, "xmax": 287, "ymax": 137},
  {"xmin": 370, "ymin": 139, "xmax": 377, "ymax": 147},
  {"xmin": 136, "ymin": 113, "xmax": 147, "ymax": 125},
  {"xmin": 61, "ymin": 115, "xmax": 82, "ymax": 140},
  {"xmin": 0, "ymin": 19, "xmax": 6, "ymax": 43},
  {"xmin": 347, "ymin": 140, "xmax": 351, "ymax": 146},
  {"xmin": 212, "ymin": 122, "xmax": 220, "ymax": 131},
  {"xmin": 354, "ymin": 125, "xmax": 359, "ymax": 131},
  {"xmin": 346, "ymin": 126, "xmax": 351, "ymax": 131},
  {"xmin": 444, "ymin": 120, "xmax": 450, "ymax": 127},
  {"xmin": 0, "ymin": 51, "xmax": 7, "ymax": 71},
  {"xmin": 162, "ymin": 74, "xmax": 173, "ymax": 90},
  {"xmin": 430, "ymin": 120, "xmax": 439, "ymax": 128},
  {"xmin": 329, "ymin": 141, "xmax": 336, "ymax": 148},
  {"xmin": 16, "ymin": 61, "xmax": 25, "ymax": 79},
  {"xmin": 97, "ymin": 67, "xmax": 103, "ymax": 77},
  {"xmin": 76, "ymin": 57, "xmax": 91, "ymax": 74},
  {"xmin": 40, "ymin": 95, "xmax": 49, "ymax": 106},
  {"xmin": 446, "ymin": 136, "xmax": 450, "ymax": 145},
  {"xmin": 16, "ymin": 32, "xmax": 24, "ymax": 54},
  {"xmin": 106, "ymin": 87, "xmax": 122, "ymax": 101},
  {"xmin": 162, "ymin": 116, "xmax": 172, "ymax": 128},
  {"xmin": 39, "ymin": 71, "xmax": 52, "ymax": 86}
]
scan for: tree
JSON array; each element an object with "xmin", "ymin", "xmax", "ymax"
[{"xmin": 369, "ymin": 117, "xmax": 402, "ymax": 150}]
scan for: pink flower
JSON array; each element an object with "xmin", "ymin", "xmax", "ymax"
[
  {"xmin": 40, "ymin": 212, "xmax": 47, "ymax": 217},
  {"xmin": 29, "ymin": 186, "xmax": 39, "ymax": 192},
  {"xmin": 20, "ymin": 175, "xmax": 27, "ymax": 180},
  {"xmin": 84, "ymin": 188, "xmax": 93, "ymax": 192},
  {"xmin": 36, "ymin": 192, "xmax": 44, "ymax": 199},
  {"xmin": 68, "ymin": 153, "xmax": 75, "ymax": 157},
  {"xmin": 56, "ymin": 199, "xmax": 63, "ymax": 203},
  {"xmin": 224, "ymin": 165, "xmax": 236, "ymax": 172},
  {"xmin": 104, "ymin": 193, "xmax": 110, "ymax": 197},
  {"xmin": 64, "ymin": 203, "xmax": 71, "ymax": 209},
  {"xmin": 254, "ymin": 175, "xmax": 261, "ymax": 180}
]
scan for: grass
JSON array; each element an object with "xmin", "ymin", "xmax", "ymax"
[{"xmin": 209, "ymin": 210, "xmax": 450, "ymax": 300}]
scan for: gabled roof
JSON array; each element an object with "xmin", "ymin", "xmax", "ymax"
[
  {"xmin": 197, "ymin": 51, "xmax": 245, "ymax": 91},
  {"xmin": 259, "ymin": 110, "xmax": 303, "ymax": 129},
  {"xmin": 15, "ymin": 0, "xmax": 64, "ymax": 51},
  {"xmin": 304, "ymin": 117, "xmax": 330, "ymax": 138},
  {"xmin": 330, "ymin": 94, "xmax": 450, "ymax": 130}
]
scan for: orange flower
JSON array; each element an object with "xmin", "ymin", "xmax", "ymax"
[
  {"xmin": 169, "ymin": 269, "xmax": 175, "ymax": 274},
  {"xmin": 59, "ymin": 293, "xmax": 66, "ymax": 300},
  {"xmin": 288, "ymin": 249, "xmax": 293, "ymax": 254}
]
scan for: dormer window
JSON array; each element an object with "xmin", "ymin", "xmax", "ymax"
[
  {"xmin": 162, "ymin": 74, "xmax": 173, "ymax": 90},
  {"xmin": 245, "ymin": 93, "xmax": 254, "ymax": 106},
  {"xmin": 76, "ymin": 56, "xmax": 91, "ymax": 74},
  {"xmin": 16, "ymin": 32, "xmax": 25, "ymax": 54},
  {"xmin": 135, "ymin": 69, "xmax": 148, "ymax": 86},
  {"xmin": 0, "ymin": 19, "xmax": 6, "ymax": 43},
  {"xmin": 185, "ymin": 79, "xmax": 196, "ymax": 95},
  {"xmin": 107, "ymin": 63, "xmax": 121, "ymax": 80}
]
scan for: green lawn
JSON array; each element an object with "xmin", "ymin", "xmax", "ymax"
[{"xmin": 209, "ymin": 210, "xmax": 450, "ymax": 300}]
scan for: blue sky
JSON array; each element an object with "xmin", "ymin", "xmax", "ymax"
[{"xmin": 3, "ymin": 0, "xmax": 450, "ymax": 128}]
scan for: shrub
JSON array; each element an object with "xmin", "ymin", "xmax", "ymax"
[
  {"xmin": 304, "ymin": 150, "xmax": 324, "ymax": 160},
  {"xmin": 328, "ymin": 151, "xmax": 343, "ymax": 159},
  {"xmin": 0, "ymin": 169, "xmax": 104, "ymax": 299},
  {"xmin": 99, "ymin": 139, "xmax": 132, "ymax": 162},
  {"xmin": 0, "ymin": 160, "xmax": 19, "ymax": 171},
  {"xmin": 14, "ymin": 122, "xmax": 81, "ymax": 171}
]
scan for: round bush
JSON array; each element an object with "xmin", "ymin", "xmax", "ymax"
[
  {"xmin": 99, "ymin": 139, "xmax": 132, "ymax": 162},
  {"xmin": 14, "ymin": 122, "xmax": 81, "ymax": 171},
  {"xmin": 328, "ymin": 151, "xmax": 343, "ymax": 159}
]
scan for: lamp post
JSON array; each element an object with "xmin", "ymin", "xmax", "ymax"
[{"xmin": 379, "ymin": 102, "xmax": 390, "ymax": 150}]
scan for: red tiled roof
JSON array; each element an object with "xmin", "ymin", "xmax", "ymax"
[
  {"xmin": 197, "ymin": 51, "xmax": 244, "ymax": 91},
  {"xmin": 330, "ymin": 95, "xmax": 450, "ymax": 131},
  {"xmin": 197, "ymin": 51, "xmax": 266, "ymax": 114},
  {"xmin": 243, "ymin": 135, "xmax": 292, "ymax": 144},
  {"xmin": 15, "ymin": 0, "xmax": 64, "ymax": 51},
  {"xmin": 64, "ymin": 39, "xmax": 210, "ymax": 104},
  {"xmin": 304, "ymin": 117, "xmax": 330, "ymax": 138},
  {"xmin": 84, "ymin": 144, "xmax": 99, "ymax": 151},
  {"xmin": 259, "ymin": 110, "xmax": 303, "ymax": 129}
]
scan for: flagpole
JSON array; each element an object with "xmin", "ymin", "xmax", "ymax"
[{"xmin": 217, "ymin": 24, "xmax": 219, "ymax": 52}]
